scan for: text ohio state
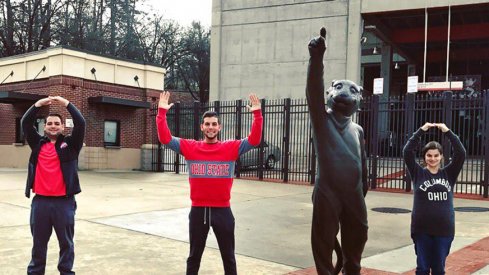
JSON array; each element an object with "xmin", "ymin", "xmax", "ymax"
[{"xmin": 191, "ymin": 163, "xmax": 231, "ymax": 177}]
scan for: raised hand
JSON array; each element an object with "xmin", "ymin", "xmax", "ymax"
[
  {"xmin": 50, "ymin": 96, "xmax": 70, "ymax": 107},
  {"xmin": 435, "ymin": 123, "xmax": 449, "ymax": 133},
  {"xmin": 34, "ymin": 97, "xmax": 53, "ymax": 107},
  {"xmin": 247, "ymin": 93, "xmax": 261, "ymax": 112},
  {"xmin": 308, "ymin": 27, "xmax": 327, "ymax": 57},
  {"xmin": 320, "ymin": 27, "xmax": 327, "ymax": 39},
  {"xmin": 158, "ymin": 91, "xmax": 174, "ymax": 110},
  {"xmin": 420, "ymin": 122, "xmax": 436, "ymax": 131}
]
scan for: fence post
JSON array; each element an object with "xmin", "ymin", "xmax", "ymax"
[
  {"xmin": 235, "ymin": 100, "xmax": 243, "ymax": 178},
  {"xmin": 442, "ymin": 91, "xmax": 453, "ymax": 163},
  {"xmin": 404, "ymin": 93, "xmax": 415, "ymax": 191},
  {"xmin": 174, "ymin": 102, "xmax": 181, "ymax": 174},
  {"xmin": 214, "ymin": 100, "xmax": 221, "ymax": 115},
  {"xmin": 154, "ymin": 104, "xmax": 163, "ymax": 172},
  {"xmin": 370, "ymin": 95, "xmax": 380, "ymax": 189},
  {"xmin": 283, "ymin": 98, "xmax": 291, "ymax": 182},
  {"xmin": 157, "ymin": 143, "xmax": 163, "ymax": 172},
  {"xmin": 214, "ymin": 100, "xmax": 221, "ymax": 146},
  {"xmin": 193, "ymin": 101, "xmax": 200, "ymax": 140},
  {"xmin": 258, "ymin": 99, "xmax": 265, "ymax": 180},
  {"xmin": 484, "ymin": 92, "xmax": 489, "ymax": 198}
]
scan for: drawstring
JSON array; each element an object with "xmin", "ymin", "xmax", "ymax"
[
  {"xmin": 208, "ymin": 207, "xmax": 212, "ymax": 235},
  {"xmin": 204, "ymin": 207, "xmax": 207, "ymax": 224},
  {"xmin": 203, "ymin": 207, "xmax": 213, "ymax": 235}
]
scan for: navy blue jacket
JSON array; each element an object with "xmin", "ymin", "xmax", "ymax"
[
  {"xmin": 403, "ymin": 128, "xmax": 466, "ymax": 236},
  {"xmin": 21, "ymin": 103, "xmax": 86, "ymax": 198}
]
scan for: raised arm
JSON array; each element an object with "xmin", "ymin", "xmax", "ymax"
[
  {"xmin": 436, "ymin": 123, "xmax": 466, "ymax": 179},
  {"xmin": 246, "ymin": 93, "xmax": 263, "ymax": 146},
  {"xmin": 306, "ymin": 27, "xmax": 327, "ymax": 132},
  {"xmin": 156, "ymin": 91, "xmax": 181, "ymax": 153},
  {"xmin": 53, "ymin": 96, "xmax": 85, "ymax": 151},
  {"xmin": 21, "ymin": 97, "xmax": 52, "ymax": 149},
  {"xmin": 238, "ymin": 94, "xmax": 263, "ymax": 155},
  {"xmin": 403, "ymin": 123, "xmax": 433, "ymax": 178}
]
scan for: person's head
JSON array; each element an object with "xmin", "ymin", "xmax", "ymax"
[
  {"xmin": 201, "ymin": 111, "xmax": 221, "ymax": 143},
  {"xmin": 44, "ymin": 113, "xmax": 64, "ymax": 141},
  {"xmin": 422, "ymin": 141, "xmax": 443, "ymax": 171}
]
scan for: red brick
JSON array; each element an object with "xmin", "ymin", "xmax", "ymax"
[{"xmin": 0, "ymin": 76, "xmax": 176, "ymax": 149}]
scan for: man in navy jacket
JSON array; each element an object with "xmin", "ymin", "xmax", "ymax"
[{"xmin": 21, "ymin": 96, "xmax": 85, "ymax": 275}]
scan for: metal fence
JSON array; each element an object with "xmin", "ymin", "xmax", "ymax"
[{"xmin": 150, "ymin": 91, "xmax": 489, "ymax": 198}]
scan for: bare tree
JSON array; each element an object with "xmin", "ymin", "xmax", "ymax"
[
  {"xmin": 176, "ymin": 21, "xmax": 210, "ymax": 102},
  {"xmin": 0, "ymin": 0, "xmax": 16, "ymax": 55},
  {"xmin": 0, "ymin": 0, "xmax": 210, "ymax": 101},
  {"xmin": 109, "ymin": 0, "xmax": 116, "ymax": 54}
]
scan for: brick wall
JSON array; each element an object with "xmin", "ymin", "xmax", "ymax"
[
  {"xmin": 0, "ymin": 76, "xmax": 163, "ymax": 149},
  {"xmin": 0, "ymin": 84, "xmax": 53, "ymax": 144},
  {"xmin": 0, "ymin": 102, "xmax": 37, "ymax": 144}
]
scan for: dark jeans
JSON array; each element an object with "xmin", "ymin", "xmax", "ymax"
[
  {"xmin": 27, "ymin": 195, "xmax": 76, "ymax": 275},
  {"xmin": 412, "ymin": 233, "xmax": 454, "ymax": 275},
  {"xmin": 186, "ymin": 206, "xmax": 236, "ymax": 275}
]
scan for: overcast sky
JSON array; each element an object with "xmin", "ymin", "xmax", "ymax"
[{"xmin": 139, "ymin": 0, "xmax": 212, "ymax": 27}]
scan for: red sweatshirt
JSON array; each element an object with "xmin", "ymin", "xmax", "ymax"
[{"xmin": 156, "ymin": 108, "xmax": 263, "ymax": 207}]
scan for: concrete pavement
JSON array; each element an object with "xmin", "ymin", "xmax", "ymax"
[{"xmin": 1, "ymin": 169, "xmax": 488, "ymax": 274}]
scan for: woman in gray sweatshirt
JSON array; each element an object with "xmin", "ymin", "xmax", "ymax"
[{"xmin": 403, "ymin": 122, "xmax": 466, "ymax": 275}]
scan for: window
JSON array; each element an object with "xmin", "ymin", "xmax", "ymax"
[
  {"xmin": 36, "ymin": 118, "xmax": 45, "ymax": 135},
  {"xmin": 104, "ymin": 120, "xmax": 120, "ymax": 146}
]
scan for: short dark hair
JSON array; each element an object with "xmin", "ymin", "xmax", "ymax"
[
  {"xmin": 422, "ymin": 141, "xmax": 443, "ymax": 157},
  {"xmin": 202, "ymin": 111, "xmax": 220, "ymax": 124},
  {"xmin": 46, "ymin": 113, "xmax": 63, "ymax": 123}
]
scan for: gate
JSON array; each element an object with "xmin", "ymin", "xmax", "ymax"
[{"xmin": 149, "ymin": 91, "xmax": 489, "ymax": 198}]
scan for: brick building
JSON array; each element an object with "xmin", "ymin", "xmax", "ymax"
[{"xmin": 0, "ymin": 46, "xmax": 174, "ymax": 170}]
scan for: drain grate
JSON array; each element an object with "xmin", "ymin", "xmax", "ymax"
[
  {"xmin": 454, "ymin": 207, "xmax": 489, "ymax": 212},
  {"xmin": 371, "ymin": 207, "xmax": 411, "ymax": 214}
]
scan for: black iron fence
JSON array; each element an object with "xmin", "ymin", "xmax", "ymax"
[{"xmin": 150, "ymin": 91, "xmax": 489, "ymax": 198}]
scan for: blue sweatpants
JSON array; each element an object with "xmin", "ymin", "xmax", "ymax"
[
  {"xmin": 186, "ymin": 206, "xmax": 236, "ymax": 275},
  {"xmin": 27, "ymin": 195, "xmax": 77, "ymax": 275},
  {"xmin": 412, "ymin": 233, "xmax": 454, "ymax": 275}
]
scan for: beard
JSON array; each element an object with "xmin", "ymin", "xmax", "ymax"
[{"xmin": 203, "ymin": 132, "xmax": 218, "ymax": 142}]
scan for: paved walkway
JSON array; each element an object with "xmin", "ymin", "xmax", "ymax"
[{"xmin": 0, "ymin": 169, "xmax": 488, "ymax": 274}]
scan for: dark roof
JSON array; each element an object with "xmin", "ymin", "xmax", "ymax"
[
  {"xmin": 88, "ymin": 96, "xmax": 150, "ymax": 109},
  {"xmin": 0, "ymin": 91, "xmax": 44, "ymax": 104}
]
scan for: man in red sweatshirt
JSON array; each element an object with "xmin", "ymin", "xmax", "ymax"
[
  {"xmin": 156, "ymin": 91, "xmax": 263, "ymax": 275},
  {"xmin": 22, "ymin": 96, "xmax": 85, "ymax": 275}
]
